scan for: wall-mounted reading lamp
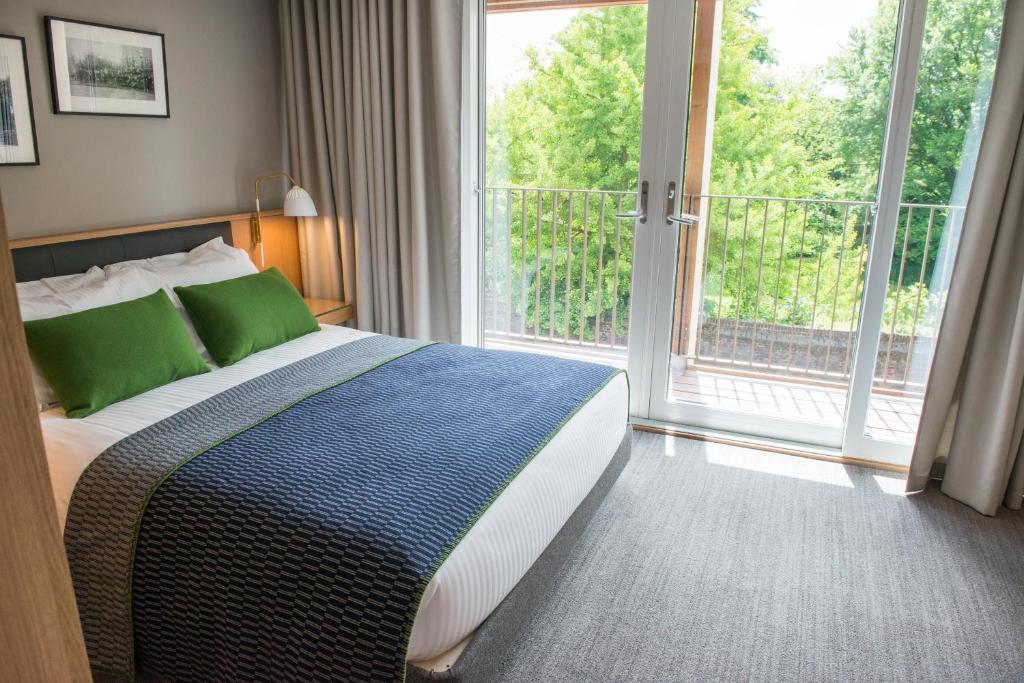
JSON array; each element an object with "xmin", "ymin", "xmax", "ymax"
[{"xmin": 251, "ymin": 172, "xmax": 317, "ymax": 268}]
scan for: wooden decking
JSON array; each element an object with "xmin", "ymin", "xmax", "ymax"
[{"xmin": 485, "ymin": 336, "xmax": 921, "ymax": 443}]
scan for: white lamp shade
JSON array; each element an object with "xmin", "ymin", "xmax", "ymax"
[{"xmin": 283, "ymin": 185, "xmax": 317, "ymax": 217}]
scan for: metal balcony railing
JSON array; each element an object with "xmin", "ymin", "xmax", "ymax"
[{"xmin": 482, "ymin": 186, "xmax": 963, "ymax": 396}]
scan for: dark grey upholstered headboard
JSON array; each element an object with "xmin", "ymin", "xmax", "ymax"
[{"xmin": 12, "ymin": 222, "xmax": 234, "ymax": 282}]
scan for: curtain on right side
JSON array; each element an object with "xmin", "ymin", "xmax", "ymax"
[{"xmin": 905, "ymin": 0, "xmax": 1024, "ymax": 516}]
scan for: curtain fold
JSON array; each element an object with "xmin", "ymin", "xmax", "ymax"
[
  {"xmin": 906, "ymin": 0, "xmax": 1024, "ymax": 516},
  {"xmin": 279, "ymin": 0, "xmax": 462, "ymax": 342}
]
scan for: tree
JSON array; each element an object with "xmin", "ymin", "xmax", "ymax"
[
  {"xmin": 486, "ymin": 5, "xmax": 648, "ymax": 342},
  {"xmin": 484, "ymin": 0, "xmax": 1004, "ymax": 344},
  {"xmin": 827, "ymin": 0, "xmax": 1003, "ymax": 286}
]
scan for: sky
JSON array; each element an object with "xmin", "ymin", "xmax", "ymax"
[{"xmin": 485, "ymin": 0, "xmax": 881, "ymax": 97}]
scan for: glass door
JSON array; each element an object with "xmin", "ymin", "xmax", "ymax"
[
  {"xmin": 636, "ymin": 0, "xmax": 1005, "ymax": 463},
  {"xmin": 844, "ymin": 0, "xmax": 1004, "ymax": 461},
  {"xmin": 477, "ymin": 0, "xmax": 1005, "ymax": 466},
  {"xmin": 480, "ymin": 0, "xmax": 693, "ymax": 399},
  {"xmin": 639, "ymin": 0, "xmax": 905, "ymax": 447}
]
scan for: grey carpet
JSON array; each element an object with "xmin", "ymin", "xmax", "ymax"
[{"xmin": 482, "ymin": 430, "xmax": 1024, "ymax": 682}]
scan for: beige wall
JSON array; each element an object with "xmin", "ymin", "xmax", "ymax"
[{"xmin": 0, "ymin": 0, "xmax": 283, "ymax": 239}]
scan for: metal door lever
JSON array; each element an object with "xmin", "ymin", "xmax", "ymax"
[
  {"xmin": 667, "ymin": 212, "xmax": 699, "ymax": 226},
  {"xmin": 664, "ymin": 180, "xmax": 699, "ymax": 226},
  {"xmin": 615, "ymin": 180, "xmax": 649, "ymax": 223}
]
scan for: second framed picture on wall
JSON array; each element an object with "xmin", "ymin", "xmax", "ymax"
[
  {"xmin": 45, "ymin": 17, "xmax": 169, "ymax": 117},
  {"xmin": 0, "ymin": 34, "xmax": 39, "ymax": 166}
]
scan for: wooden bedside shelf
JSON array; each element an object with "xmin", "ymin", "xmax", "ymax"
[{"xmin": 304, "ymin": 297, "xmax": 355, "ymax": 326}]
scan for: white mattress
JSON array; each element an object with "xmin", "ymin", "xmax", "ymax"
[{"xmin": 41, "ymin": 326, "xmax": 629, "ymax": 662}]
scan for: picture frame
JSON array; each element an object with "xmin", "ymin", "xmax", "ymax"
[
  {"xmin": 44, "ymin": 16, "xmax": 169, "ymax": 118},
  {"xmin": 0, "ymin": 34, "xmax": 40, "ymax": 166}
]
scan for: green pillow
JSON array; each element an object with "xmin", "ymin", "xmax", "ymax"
[
  {"xmin": 174, "ymin": 267, "xmax": 319, "ymax": 367},
  {"xmin": 23, "ymin": 289, "xmax": 210, "ymax": 419}
]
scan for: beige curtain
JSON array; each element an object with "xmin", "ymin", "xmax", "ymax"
[
  {"xmin": 279, "ymin": 0, "xmax": 462, "ymax": 341},
  {"xmin": 906, "ymin": 0, "xmax": 1024, "ymax": 516}
]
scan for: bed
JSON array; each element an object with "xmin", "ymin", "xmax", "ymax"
[{"xmin": 13, "ymin": 220, "xmax": 630, "ymax": 681}]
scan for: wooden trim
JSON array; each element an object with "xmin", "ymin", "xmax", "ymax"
[
  {"xmin": 0, "ymin": 192, "xmax": 92, "ymax": 680},
  {"xmin": 304, "ymin": 297, "xmax": 355, "ymax": 326},
  {"xmin": 229, "ymin": 214, "xmax": 303, "ymax": 293},
  {"xmin": 487, "ymin": 0, "xmax": 645, "ymax": 12},
  {"xmin": 304, "ymin": 297, "xmax": 352, "ymax": 317},
  {"xmin": 632, "ymin": 422, "xmax": 911, "ymax": 475},
  {"xmin": 675, "ymin": 0, "xmax": 719, "ymax": 360},
  {"xmin": 9, "ymin": 209, "xmax": 284, "ymax": 249}
]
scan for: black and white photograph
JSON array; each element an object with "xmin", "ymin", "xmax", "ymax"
[
  {"xmin": 45, "ymin": 17, "xmax": 168, "ymax": 117},
  {"xmin": 0, "ymin": 34, "xmax": 39, "ymax": 165}
]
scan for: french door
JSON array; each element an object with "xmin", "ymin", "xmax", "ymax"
[
  {"xmin": 627, "ymin": 0, "xmax": 1002, "ymax": 464},
  {"xmin": 479, "ymin": 0, "xmax": 1004, "ymax": 466}
]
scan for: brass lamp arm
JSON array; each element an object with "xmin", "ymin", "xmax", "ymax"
[
  {"xmin": 250, "ymin": 172, "xmax": 298, "ymax": 267},
  {"xmin": 253, "ymin": 172, "xmax": 298, "ymax": 209}
]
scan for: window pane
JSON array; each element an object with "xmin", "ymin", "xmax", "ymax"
[{"xmin": 866, "ymin": 0, "xmax": 1004, "ymax": 443}]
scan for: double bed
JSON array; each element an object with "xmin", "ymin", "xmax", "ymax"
[{"xmin": 14, "ymin": 221, "xmax": 630, "ymax": 681}]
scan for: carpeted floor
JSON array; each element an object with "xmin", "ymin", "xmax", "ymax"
[{"xmin": 486, "ymin": 430, "xmax": 1024, "ymax": 682}]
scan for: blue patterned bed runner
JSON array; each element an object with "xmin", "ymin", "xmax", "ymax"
[{"xmin": 63, "ymin": 335, "xmax": 623, "ymax": 681}]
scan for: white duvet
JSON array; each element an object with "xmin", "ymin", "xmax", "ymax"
[{"xmin": 41, "ymin": 325, "xmax": 629, "ymax": 663}]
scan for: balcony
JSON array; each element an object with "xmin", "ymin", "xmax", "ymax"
[{"xmin": 482, "ymin": 186, "xmax": 963, "ymax": 442}]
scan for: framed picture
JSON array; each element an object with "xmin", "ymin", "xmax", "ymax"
[
  {"xmin": 45, "ymin": 17, "xmax": 169, "ymax": 117},
  {"xmin": 0, "ymin": 35, "xmax": 39, "ymax": 166}
]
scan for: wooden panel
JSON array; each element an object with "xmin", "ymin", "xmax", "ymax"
[
  {"xmin": 304, "ymin": 297, "xmax": 355, "ymax": 325},
  {"xmin": 0, "ymin": 192, "xmax": 93, "ymax": 681},
  {"xmin": 8, "ymin": 210, "xmax": 278, "ymax": 249},
  {"xmin": 675, "ymin": 0, "xmax": 721, "ymax": 360},
  {"xmin": 316, "ymin": 309, "xmax": 356, "ymax": 326},
  {"xmin": 230, "ymin": 214, "xmax": 303, "ymax": 294}
]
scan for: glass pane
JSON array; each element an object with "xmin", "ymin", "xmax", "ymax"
[
  {"xmin": 482, "ymin": 3, "xmax": 648, "ymax": 367},
  {"xmin": 666, "ymin": 0, "xmax": 898, "ymax": 431},
  {"xmin": 867, "ymin": 0, "xmax": 1004, "ymax": 443}
]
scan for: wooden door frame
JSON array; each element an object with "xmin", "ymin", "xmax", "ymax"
[{"xmin": 0, "ymin": 190, "xmax": 92, "ymax": 681}]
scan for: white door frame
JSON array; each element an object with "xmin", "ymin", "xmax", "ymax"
[
  {"xmin": 469, "ymin": 0, "xmax": 932, "ymax": 465},
  {"xmin": 461, "ymin": 0, "xmax": 485, "ymax": 348},
  {"xmin": 630, "ymin": 0, "xmax": 929, "ymax": 464},
  {"xmin": 626, "ymin": 0, "xmax": 698, "ymax": 416},
  {"xmin": 841, "ymin": 0, "xmax": 928, "ymax": 464}
]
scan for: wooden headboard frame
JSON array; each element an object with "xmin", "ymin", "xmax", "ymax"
[{"xmin": 8, "ymin": 210, "xmax": 303, "ymax": 292}]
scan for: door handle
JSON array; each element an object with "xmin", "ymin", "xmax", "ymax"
[
  {"xmin": 664, "ymin": 180, "xmax": 699, "ymax": 227},
  {"xmin": 667, "ymin": 213, "xmax": 699, "ymax": 226},
  {"xmin": 615, "ymin": 180, "xmax": 648, "ymax": 223}
]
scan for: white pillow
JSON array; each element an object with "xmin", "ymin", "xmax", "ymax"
[
  {"xmin": 16, "ymin": 266, "xmax": 104, "ymax": 299},
  {"xmin": 104, "ymin": 237, "xmax": 258, "ymax": 365},
  {"xmin": 19, "ymin": 267, "xmax": 163, "ymax": 411},
  {"xmin": 104, "ymin": 237, "xmax": 256, "ymax": 289},
  {"xmin": 94, "ymin": 235, "xmax": 226, "ymax": 274}
]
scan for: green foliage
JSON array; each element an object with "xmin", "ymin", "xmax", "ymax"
[
  {"xmin": 485, "ymin": 0, "xmax": 1002, "ymax": 346},
  {"xmin": 487, "ymin": 6, "xmax": 647, "ymax": 342},
  {"xmin": 826, "ymin": 0, "xmax": 1003, "ymax": 283}
]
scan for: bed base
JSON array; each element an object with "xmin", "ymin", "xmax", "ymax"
[{"xmin": 407, "ymin": 429, "xmax": 633, "ymax": 682}]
